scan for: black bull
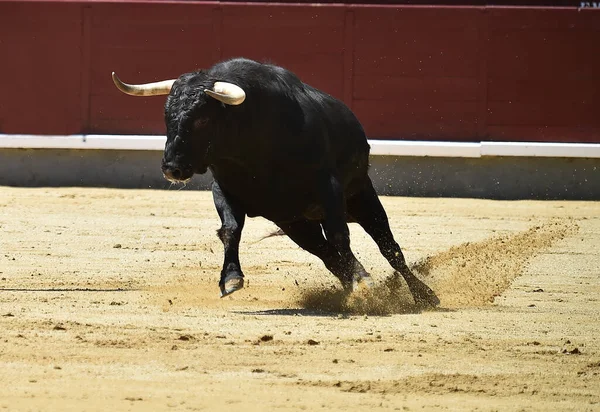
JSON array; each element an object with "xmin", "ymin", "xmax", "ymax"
[{"xmin": 112, "ymin": 58, "xmax": 439, "ymax": 307}]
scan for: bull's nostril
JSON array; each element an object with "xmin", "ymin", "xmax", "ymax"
[{"xmin": 171, "ymin": 168, "xmax": 182, "ymax": 179}]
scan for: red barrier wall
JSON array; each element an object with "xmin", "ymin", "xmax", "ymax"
[{"xmin": 0, "ymin": 1, "xmax": 598, "ymax": 142}]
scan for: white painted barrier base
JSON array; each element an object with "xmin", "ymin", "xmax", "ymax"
[{"xmin": 1, "ymin": 134, "xmax": 600, "ymax": 158}]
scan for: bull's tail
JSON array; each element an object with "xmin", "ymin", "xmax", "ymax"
[{"xmin": 255, "ymin": 228, "xmax": 286, "ymax": 243}]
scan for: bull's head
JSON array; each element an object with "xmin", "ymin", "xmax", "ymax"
[{"xmin": 111, "ymin": 72, "xmax": 246, "ymax": 182}]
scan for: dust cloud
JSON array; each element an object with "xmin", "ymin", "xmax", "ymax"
[{"xmin": 298, "ymin": 220, "xmax": 578, "ymax": 314}]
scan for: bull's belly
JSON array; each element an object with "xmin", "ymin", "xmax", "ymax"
[
  {"xmin": 215, "ymin": 177, "xmax": 322, "ymax": 223},
  {"xmin": 243, "ymin": 192, "xmax": 323, "ymax": 223},
  {"xmin": 210, "ymin": 160, "xmax": 364, "ymax": 224}
]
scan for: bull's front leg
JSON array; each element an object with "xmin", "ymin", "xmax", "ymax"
[{"xmin": 212, "ymin": 181, "xmax": 246, "ymax": 297}]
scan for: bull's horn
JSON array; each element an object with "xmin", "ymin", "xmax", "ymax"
[
  {"xmin": 112, "ymin": 72, "xmax": 175, "ymax": 96},
  {"xmin": 204, "ymin": 82, "xmax": 246, "ymax": 105}
]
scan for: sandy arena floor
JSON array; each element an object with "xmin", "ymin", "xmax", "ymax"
[{"xmin": 0, "ymin": 187, "xmax": 599, "ymax": 411}]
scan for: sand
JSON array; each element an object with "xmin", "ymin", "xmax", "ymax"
[{"xmin": 0, "ymin": 187, "xmax": 598, "ymax": 411}]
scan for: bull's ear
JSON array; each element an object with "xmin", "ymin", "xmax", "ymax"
[{"xmin": 204, "ymin": 82, "xmax": 246, "ymax": 105}]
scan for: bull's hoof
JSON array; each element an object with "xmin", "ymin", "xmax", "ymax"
[
  {"xmin": 351, "ymin": 274, "xmax": 374, "ymax": 293},
  {"xmin": 219, "ymin": 274, "xmax": 244, "ymax": 298},
  {"xmin": 401, "ymin": 271, "xmax": 440, "ymax": 308},
  {"xmin": 414, "ymin": 293, "xmax": 441, "ymax": 309},
  {"xmin": 411, "ymin": 284, "xmax": 440, "ymax": 308}
]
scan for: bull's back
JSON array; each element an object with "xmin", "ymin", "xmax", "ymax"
[
  {"xmin": 303, "ymin": 86, "xmax": 371, "ymax": 190},
  {"xmin": 210, "ymin": 60, "xmax": 371, "ymax": 220}
]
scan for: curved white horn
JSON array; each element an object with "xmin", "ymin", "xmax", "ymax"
[
  {"xmin": 204, "ymin": 82, "xmax": 246, "ymax": 105},
  {"xmin": 112, "ymin": 72, "xmax": 175, "ymax": 96}
]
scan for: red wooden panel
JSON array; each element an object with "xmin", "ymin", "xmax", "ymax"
[
  {"xmin": 351, "ymin": 7, "xmax": 484, "ymax": 140},
  {"xmin": 91, "ymin": 119, "xmax": 166, "ymax": 135},
  {"xmin": 487, "ymin": 126, "xmax": 600, "ymax": 143},
  {"xmin": 92, "ymin": 44, "xmax": 216, "ymax": 94},
  {"xmin": 0, "ymin": 2, "xmax": 83, "ymax": 134},
  {"xmin": 221, "ymin": 4, "xmax": 346, "ymax": 98},
  {"xmin": 488, "ymin": 30, "xmax": 600, "ymax": 82},
  {"xmin": 487, "ymin": 101, "xmax": 598, "ymax": 127},
  {"xmin": 488, "ymin": 76, "xmax": 598, "ymax": 105},
  {"xmin": 284, "ymin": 55, "xmax": 344, "ymax": 100},
  {"xmin": 91, "ymin": 94, "xmax": 166, "ymax": 123},
  {"xmin": 353, "ymin": 7, "xmax": 482, "ymax": 78},
  {"xmin": 487, "ymin": 9, "xmax": 600, "ymax": 133},
  {"xmin": 487, "ymin": 7, "xmax": 589, "ymax": 30},
  {"xmin": 222, "ymin": 4, "xmax": 346, "ymax": 29},
  {"xmin": 352, "ymin": 7, "xmax": 483, "ymax": 30},
  {"xmin": 90, "ymin": 49, "xmax": 209, "ymax": 89},
  {"xmin": 87, "ymin": 2, "xmax": 216, "ymax": 133},
  {"xmin": 343, "ymin": 10, "xmax": 355, "ymax": 108},
  {"xmin": 353, "ymin": 75, "xmax": 479, "ymax": 101},
  {"xmin": 578, "ymin": 8, "xmax": 600, "ymax": 30},
  {"xmin": 222, "ymin": 26, "xmax": 344, "ymax": 56},
  {"xmin": 354, "ymin": 8, "xmax": 480, "ymax": 77},
  {"xmin": 220, "ymin": 51, "xmax": 344, "ymax": 99},
  {"xmin": 354, "ymin": 99, "xmax": 480, "ymax": 140},
  {"xmin": 0, "ymin": 1, "xmax": 598, "ymax": 144},
  {"xmin": 354, "ymin": 28, "xmax": 481, "ymax": 78},
  {"xmin": 91, "ymin": 3, "xmax": 215, "ymax": 27}
]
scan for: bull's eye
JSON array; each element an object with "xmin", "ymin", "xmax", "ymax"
[{"xmin": 193, "ymin": 117, "xmax": 209, "ymax": 130}]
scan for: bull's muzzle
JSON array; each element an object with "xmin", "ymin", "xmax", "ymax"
[{"xmin": 161, "ymin": 162, "xmax": 193, "ymax": 183}]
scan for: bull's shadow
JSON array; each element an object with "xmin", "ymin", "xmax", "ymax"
[
  {"xmin": 235, "ymin": 303, "xmax": 451, "ymax": 317},
  {"xmin": 234, "ymin": 280, "xmax": 444, "ymax": 317},
  {"xmin": 234, "ymin": 308, "xmax": 343, "ymax": 317},
  {"xmin": 233, "ymin": 307, "xmax": 423, "ymax": 317},
  {"xmin": 0, "ymin": 288, "xmax": 133, "ymax": 292}
]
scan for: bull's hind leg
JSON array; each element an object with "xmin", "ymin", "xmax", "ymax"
[
  {"xmin": 212, "ymin": 181, "xmax": 246, "ymax": 297},
  {"xmin": 313, "ymin": 172, "xmax": 373, "ymax": 290},
  {"xmin": 347, "ymin": 179, "xmax": 440, "ymax": 307},
  {"xmin": 278, "ymin": 219, "xmax": 371, "ymax": 292}
]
